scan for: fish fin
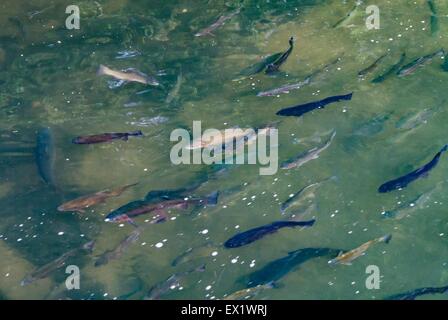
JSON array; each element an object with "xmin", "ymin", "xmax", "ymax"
[{"xmin": 206, "ymin": 191, "xmax": 219, "ymax": 206}]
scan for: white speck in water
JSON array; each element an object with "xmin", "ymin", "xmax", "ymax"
[
  {"xmin": 170, "ymin": 216, "xmax": 176, "ymax": 220},
  {"xmin": 17, "ymin": 238, "xmax": 22, "ymax": 242},
  {"xmin": 155, "ymin": 242, "xmax": 164, "ymax": 248},
  {"xmin": 103, "ymin": 293, "xmax": 108, "ymax": 297},
  {"xmin": 205, "ymin": 285, "xmax": 212, "ymax": 291},
  {"xmin": 222, "ymin": 205, "xmax": 227, "ymax": 209},
  {"xmin": 141, "ymin": 242, "xmax": 147, "ymax": 246},
  {"xmin": 231, "ymin": 258, "xmax": 238, "ymax": 264},
  {"xmin": 119, "ymin": 224, "xmax": 125, "ymax": 228},
  {"xmin": 348, "ymin": 231, "xmax": 353, "ymax": 234},
  {"xmin": 184, "ymin": 197, "xmax": 189, "ymax": 201},
  {"xmin": 289, "ymin": 194, "xmax": 294, "ymax": 198},
  {"xmin": 211, "ymin": 251, "xmax": 218, "ymax": 256},
  {"xmin": 351, "ymin": 281, "xmax": 356, "ymax": 285},
  {"xmin": 58, "ymin": 232, "xmax": 64, "ymax": 236},
  {"xmin": 200, "ymin": 229, "xmax": 209, "ymax": 235}
]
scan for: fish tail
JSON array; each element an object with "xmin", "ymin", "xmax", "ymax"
[
  {"xmin": 97, "ymin": 64, "xmax": 108, "ymax": 76},
  {"xmin": 381, "ymin": 234, "xmax": 392, "ymax": 244},
  {"xmin": 206, "ymin": 191, "xmax": 219, "ymax": 206},
  {"xmin": 440, "ymin": 144, "xmax": 448, "ymax": 153}
]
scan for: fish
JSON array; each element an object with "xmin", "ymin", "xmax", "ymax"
[
  {"xmin": 224, "ymin": 219, "xmax": 315, "ymax": 248},
  {"xmin": 97, "ymin": 64, "xmax": 159, "ymax": 86},
  {"xmin": 194, "ymin": 8, "xmax": 240, "ymax": 37},
  {"xmin": 332, "ymin": 3, "xmax": 361, "ymax": 28},
  {"xmin": 35, "ymin": 127, "xmax": 56, "ymax": 185},
  {"xmin": 352, "ymin": 113, "xmax": 392, "ymax": 137},
  {"xmin": 381, "ymin": 183, "xmax": 441, "ymax": 219},
  {"xmin": 233, "ymin": 52, "xmax": 284, "ymax": 81},
  {"xmin": 265, "ymin": 37, "xmax": 294, "ymax": 74},
  {"xmin": 378, "ymin": 145, "xmax": 448, "ymax": 193},
  {"xmin": 94, "ymin": 227, "xmax": 143, "ymax": 267},
  {"xmin": 371, "ymin": 53, "xmax": 406, "ymax": 83},
  {"xmin": 276, "ymin": 93, "xmax": 353, "ymax": 118},
  {"xmin": 257, "ymin": 78, "xmax": 311, "ymax": 97},
  {"xmin": 243, "ymin": 248, "xmax": 341, "ymax": 286},
  {"xmin": 165, "ymin": 71, "xmax": 183, "ymax": 104},
  {"xmin": 358, "ymin": 53, "xmax": 388, "ymax": 78},
  {"xmin": 386, "ymin": 285, "xmax": 448, "ymax": 300},
  {"xmin": 395, "ymin": 106, "xmax": 439, "ymax": 130},
  {"xmin": 21, "ymin": 241, "xmax": 95, "ymax": 286},
  {"xmin": 328, "ymin": 235, "xmax": 392, "ymax": 266},
  {"xmin": 281, "ymin": 131, "xmax": 336, "ymax": 170},
  {"xmin": 144, "ymin": 264, "xmax": 205, "ymax": 300},
  {"xmin": 58, "ymin": 183, "xmax": 138, "ymax": 213},
  {"xmin": 187, "ymin": 127, "xmax": 263, "ymax": 150},
  {"xmin": 72, "ymin": 130, "xmax": 143, "ymax": 144},
  {"xmin": 224, "ymin": 282, "xmax": 276, "ymax": 300},
  {"xmin": 397, "ymin": 49, "xmax": 445, "ymax": 77},
  {"xmin": 171, "ymin": 243, "xmax": 219, "ymax": 267},
  {"xmin": 428, "ymin": 0, "xmax": 439, "ymax": 36},
  {"xmin": 280, "ymin": 177, "xmax": 335, "ymax": 214},
  {"xmin": 105, "ymin": 191, "xmax": 219, "ymax": 225}
]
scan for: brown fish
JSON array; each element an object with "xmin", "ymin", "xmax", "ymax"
[
  {"xmin": 194, "ymin": 8, "xmax": 240, "ymax": 37},
  {"xmin": 72, "ymin": 130, "xmax": 143, "ymax": 144},
  {"xmin": 97, "ymin": 64, "xmax": 159, "ymax": 86},
  {"xmin": 58, "ymin": 183, "xmax": 138, "ymax": 213},
  {"xmin": 328, "ymin": 234, "xmax": 392, "ymax": 265}
]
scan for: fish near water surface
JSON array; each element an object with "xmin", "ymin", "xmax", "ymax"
[
  {"xmin": 57, "ymin": 183, "xmax": 138, "ymax": 213},
  {"xmin": 358, "ymin": 53, "xmax": 388, "ymax": 78},
  {"xmin": 224, "ymin": 219, "xmax": 316, "ymax": 248},
  {"xmin": 224, "ymin": 282, "xmax": 276, "ymax": 300},
  {"xmin": 371, "ymin": 53, "xmax": 406, "ymax": 83},
  {"xmin": 276, "ymin": 93, "xmax": 353, "ymax": 118},
  {"xmin": 265, "ymin": 37, "xmax": 294, "ymax": 74},
  {"xmin": 328, "ymin": 235, "xmax": 391, "ymax": 265},
  {"xmin": 281, "ymin": 131, "xmax": 336, "ymax": 170},
  {"xmin": 21, "ymin": 241, "xmax": 95, "ymax": 286},
  {"xmin": 97, "ymin": 64, "xmax": 159, "ymax": 86},
  {"xmin": 72, "ymin": 130, "xmax": 143, "ymax": 144},
  {"xmin": 35, "ymin": 127, "xmax": 56, "ymax": 185},
  {"xmin": 378, "ymin": 145, "xmax": 448, "ymax": 193}
]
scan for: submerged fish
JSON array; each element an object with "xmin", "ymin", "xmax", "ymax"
[
  {"xmin": 144, "ymin": 264, "xmax": 205, "ymax": 300},
  {"xmin": 257, "ymin": 78, "xmax": 311, "ymax": 97},
  {"xmin": 36, "ymin": 127, "xmax": 56, "ymax": 185},
  {"xmin": 21, "ymin": 241, "xmax": 95, "ymax": 286},
  {"xmin": 94, "ymin": 227, "xmax": 143, "ymax": 267},
  {"xmin": 165, "ymin": 71, "xmax": 183, "ymax": 104},
  {"xmin": 358, "ymin": 53, "xmax": 388, "ymax": 78},
  {"xmin": 265, "ymin": 37, "xmax": 294, "ymax": 74},
  {"xmin": 378, "ymin": 145, "xmax": 448, "ymax": 193},
  {"xmin": 428, "ymin": 0, "xmax": 439, "ymax": 36},
  {"xmin": 72, "ymin": 130, "xmax": 143, "ymax": 144},
  {"xmin": 276, "ymin": 93, "xmax": 353, "ymax": 118},
  {"xmin": 58, "ymin": 183, "xmax": 137, "ymax": 213},
  {"xmin": 280, "ymin": 177, "xmax": 335, "ymax": 213},
  {"xmin": 395, "ymin": 107, "xmax": 438, "ymax": 130},
  {"xmin": 105, "ymin": 191, "xmax": 219, "ymax": 225},
  {"xmin": 328, "ymin": 235, "xmax": 391, "ymax": 265},
  {"xmin": 171, "ymin": 243, "xmax": 219, "ymax": 267},
  {"xmin": 224, "ymin": 282, "xmax": 276, "ymax": 300},
  {"xmin": 224, "ymin": 219, "xmax": 315, "ymax": 248},
  {"xmin": 281, "ymin": 131, "xmax": 336, "ymax": 170},
  {"xmin": 371, "ymin": 53, "xmax": 406, "ymax": 83},
  {"xmin": 194, "ymin": 8, "xmax": 240, "ymax": 37},
  {"xmin": 332, "ymin": 2, "xmax": 361, "ymax": 28},
  {"xmin": 244, "ymin": 248, "xmax": 340, "ymax": 286},
  {"xmin": 97, "ymin": 64, "xmax": 159, "ymax": 86},
  {"xmin": 234, "ymin": 52, "xmax": 284, "ymax": 81},
  {"xmin": 386, "ymin": 285, "xmax": 448, "ymax": 300},
  {"xmin": 397, "ymin": 49, "xmax": 445, "ymax": 77}
]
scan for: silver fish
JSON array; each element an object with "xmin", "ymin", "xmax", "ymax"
[
  {"xmin": 281, "ymin": 131, "xmax": 336, "ymax": 170},
  {"xmin": 194, "ymin": 8, "xmax": 240, "ymax": 37}
]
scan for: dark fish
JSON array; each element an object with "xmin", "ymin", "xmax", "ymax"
[
  {"xmin": 371, "ymin": 53, "xmax": 406, "ymax": 83},
  {"xmin": 265, "ymin": 37, "xmax": 294, "ymax": 74},
  {"xmin": 36, "ymin": 127, "xmax": 56, "ymax": 185},
  {"xmin": 397, "ymin": 49, "xmax": 445, "ymax": 77},
  {"xmin": 358, "ymin": 53, "xmax": 388, "ymax": 78},
  {"xmin": 386, "ymin": 285, "xmax": 448, "ymax": 300},
  {"xmin": 234, "ymin": 52, "xmax": 284, "ymax": 81},
  {"xmin": 105, "ymin": 191, "xmax": 219, "ymax": 225},
  {"xmin": 378, "ymin": 145, "xmax": 448, "ymax": 193},
  {"xmin": 224, "ymin": 219, "xmax": 315, "ymax": 248},
  {"xmin": 144, "ymin": 264, "xmax": 205, "ymax": 300},
  {"xmin": 21, "ymin": 241, "xmax": 95, "ymax": 286},
  {"xmin": 243, "ymin": 248, "xmax": 340, "ymax": 286},
  {"xmin": 276, "ymin": 93, "xmax": 353, "ymax": 118},
  {"xmin": 72, "ymin": 130, "xmax": 143, "ymax": 144}
]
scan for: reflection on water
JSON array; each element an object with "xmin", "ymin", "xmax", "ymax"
[{"xmin": 1, "ymin": 0, "xmax": 448, "ymax": 300}]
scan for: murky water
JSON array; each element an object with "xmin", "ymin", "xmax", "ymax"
[{"xmin": 2, "ymin": 0, "xmax": 448, "ymax": 300}]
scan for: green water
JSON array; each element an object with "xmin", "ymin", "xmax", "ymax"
[{"xmin": 1, "ymin": 0, "xmax": 448, "ymax": 300}]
